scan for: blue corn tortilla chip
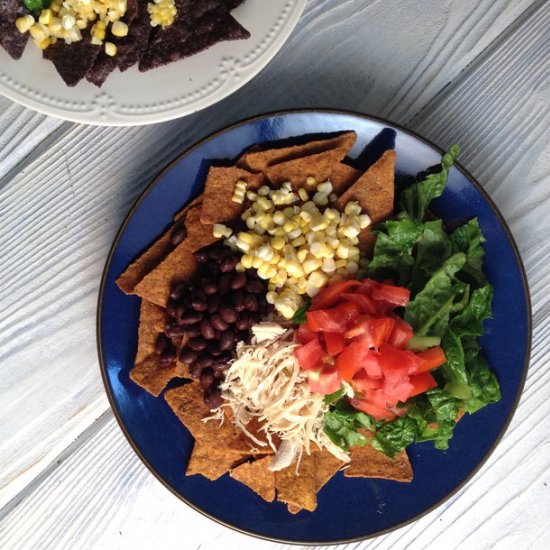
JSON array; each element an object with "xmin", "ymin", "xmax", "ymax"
[{"xmin": 0, "ymin": 0, "xmax": 30, "ymax": 60}]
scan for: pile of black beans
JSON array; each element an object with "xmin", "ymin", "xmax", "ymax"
[{"xmin": 159, "ymin": 245, "xmax": 270, "ymax": 408}]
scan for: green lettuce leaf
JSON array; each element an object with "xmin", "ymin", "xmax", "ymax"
[
  {"xmin": 323, "ymin": 403, "xmax": 377, "ymax": 451},
  {"xmin": 371, "ymin": 416, "xmax": 418, "ymax": 458},
  {"xmin": 404, "ymin": 252, "xmax": 466, "ymax": 336},
  {"xmin": 440, "ymin": 328, "xmax": 470, "ymax": 399},
  {"xmin": 399, "ymin": 145, "xmax": 460, "ymax": 222},
  {"xmin": 451, "ymin": 218, "xmax": 487, "ymax": 285},
  {"xmin": 464, "ymin": 356, "xmax": 502, "ymax": 414}
]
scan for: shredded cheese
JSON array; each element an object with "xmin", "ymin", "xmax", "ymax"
[{"xmin": 220, "ymin": 323, "xmax": 349, "ymax": 470}]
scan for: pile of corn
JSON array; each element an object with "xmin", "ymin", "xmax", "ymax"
[
  {"xmin": 15, "ymin": 0, "xmax": 177, "ymax": 54},
  {"xmin": 213, "ymin": 179, "xmax": 371, "ymax": 319}
]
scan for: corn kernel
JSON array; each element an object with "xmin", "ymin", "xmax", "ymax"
[
  {"xmin": 266, "ymin": 291, "xmax": 277, "ymax": 305},
  {"xmin": 303, "ymin": 257, "xmax": 322, "ymax": 274},
  {"xmin": 341, "ymin": 225, "xmax": 360, "ymax": 239},
  {"xmin": 34, "ymin": 36, "xmax": 51, "ymax": 49},
  {"xmin": 358, "ymin": 214, "xmax": 371, "ymax": 229},
  {"xmin": 241, "ymin": 254, "xmax": 253, "ymax": 269},
  {"xmin": 312, "ymin": 192, "xmax": 329, "ymax": 206},
  {"xmin": 346, "ymin": 261, "xmax": 359, "ymax": 275},
  {"xmin": 235, "ymin": 262, "xmax": 245, "ymax": 273},
  {"xmin": 30, "ymin": 23, "xmax": 50, "ymax": 41},
  {"xmin": 286, "ymin": 260, "xmax": 304, "ymax": 278},
  {"xmin": 15, "ymin": 15, "xmax": 34, "ymax": 34},
  {"xmin": 111, "ymin": 20, "xmax": 128, "ymax": 37},
  {"xmin": 298, "ymin": 188, "xmax": 309, "ymax": 201},
  {"xmin": 39, "ymin": 9, "xmax": 53, "ymax": 25},
  {"xmin": 329, "ymin": 193, "xmax": 338, "ymax": 202},
  {"xmin": 258, "ymin": 185, "xmax": 270, "ymax": 196},
  {"xmin": 308, "ymin": 271, "xmax": 328, "ymax": 288},
  {"xmin": 316, "ymin": 181, "xmax": 333, "ymax": 194},
  {"xmin": 344, "ymin": 201, "xmax": 362, "ymax": 217},
  {"xmin": 252, "ymin": 256, "xmax": 263, "ymax": 269},
  {"xmin": 306, "ymin": 176, "xmax": 317, "ymax": 187},
  {"xmin": 321, "ymin": 258, "xmax": 336, "ymax": 273}
]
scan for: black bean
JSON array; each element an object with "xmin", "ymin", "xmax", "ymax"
[
  {"xmin": 170, "ymin": 222, "xmax": 187, "ymax": 246},
  {"xmin": 164, "ymin": 324, "xmax": 186, "ymax": 338},
  {"xmin": 218, "ymin": 273, "xmax": 231, "ymax": 295},
  {"xmin": 166, "ymin": 302, "xmax": 179, "ymax": 318},
  {"xmin": 243, "ymin": 293, "xmax": 259, "ymax": 312},
  {"xmin": 189, "ymin": 363, "xmax": 203, "ymax": 378},
  {"xmin": 204, "ymin": 388, "xmax": 223, "ymax": 409},
  {"xmin": 191, "ymin": 300, "xmax": 208, "ymax": 312},
  {"xmin": 159, "ymin": 347, "xmax": 176, "ymax": 366},
  {"xmin": 200, "ymin": 368, "xmax": 215, "ymax": 389},
  {"xmin": 245, "ymin": 279, "xmax": 265, "ymax": 294},
  {"xmin": 219, "ymin": 303, "xmax": 237, "ymax": 324},
  {"xmin": 236, "ymin": 330, "xmax": 249, "ymax": 342},
  {"xmin": 235, "ymin": 313, "xmax": 250, "ymax": 330},
  {"xmin": 210, "ymin": 313, "xmax": 229, "ymax": 332},
  {"xmin": 230, "ymin": 272, "xmax": 247, "ymax": 290},
  {"xmin": 194, "ymin": 249, "xmax": 209, "ymax": 263},
  {"xmin": 207, "ymin": 341, "xmax": 223, "ymax": 356},
  {"xmin": 220, "ymin": 256, "xmax": 238, "ymax": 272},
  {"xmin": 232, "ymin": 289, "xmax": 246, "ymax": 312},
  {"xmin": 155, "ymin": 334, "xmax": 170, "ymax": 354},
  {"xmin": 196, "ymin": 356, "xmax": 214, "ymax": 369},
  {"xmin": 170, "ymin": 283, "xmax": 186, "ymax": 301},
  {"xmin": 207, "ymin": 294, "xmax": 221, "ymax": 313},
  {"xmin": 188, "ymin": 338, "xmax": 207, "ymax": 351},
  {"xmin": 219, "ymin": 331, "xmax": 235, "ymax": 351},
  {"xmin": 200, "ymin": 319, "xmax": 215, "ymax": 340},
  {"xmin": 180, "ymin": 312, "xmax": 203, "ymax": 325},
  {"xmin": 201, "ymin": 278, "xmax": 218, "ymax": 295},
  {"xmin": 208, "ymin": 248, "xmax": 224, "ymax": 262},
  {"xmin": 184, "ymin": 325, "xmax": 201, "ymax": 338},
  {"xmin": 183, "ymin": 294, "xmax": 193, "ymax": 308},
  {"xmin": 179, "ymin": 348, "xmax": 198, "ymax": 364}
]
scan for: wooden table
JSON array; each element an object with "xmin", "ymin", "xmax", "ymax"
[{"xmin": 1, "ymin": 1, "xmax": 548, "ymax": 548}]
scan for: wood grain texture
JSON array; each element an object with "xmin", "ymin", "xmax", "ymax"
[{"xmin": 0, "ymin": 0, "xmax": 548, "ymax": 548}]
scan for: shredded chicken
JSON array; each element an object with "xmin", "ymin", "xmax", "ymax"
[{"xmin": 220, "ymin": 322, "xmax": 349, "ymax": 470}]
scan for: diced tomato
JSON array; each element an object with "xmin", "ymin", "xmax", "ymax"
[
  {"xmin": 295, "ymin": 337, "xmax": 325, "ymax": 371},
  {"xmin": 408, "ymin": 372, "xmax": 438, "ymax": 397},
  {"xmin": 347, "ymin": 317, "xmax": 395, "ymax": 349},
  {"xmin": 383, "ymin": 380, "xmax": 414, "ymax": 403},
  {"xmin": 415, "ymin": 346, "xmax": 446, "ymax": 373},
  {"xmin": 350, "ymin": 397, "xmax": 397, "ymax": 421},
  {"xmin": 307, "ymin": 367, "xmax": 342, "ymax": 394},
  {"xmin": 360, "ymin": 351, "xmax": 383, "ymax": 378},
  {"xmin": 306, "ymin": 310, "xmax": 346, "ymax": 333},
  {"xmin": 297, "ymin": 324, "xmax": 317, "ymax": 345},
  {"xmin": 311, "ymin": 280, "xmax": 361, "ymax": 310},
  {"xmin": 341, "ymin": 292, "xmax": 377, "ymax": 314},
  {"xmin": 371, "ymin": 283, "xmax": 410, "ymax": 307},
  {"xmin": 388, "ymin": 317, "xmax": 414, "ymax": 349},
  {"xmin": 336, "ymin": 340, "xmax": 369, "ymax": 381},
  {"xmin": 351, "ymin": 369, "xmax": 383, "ymax": 395},
  {"xmin": 358, "ymin": 278, "xmax": 379, "ymax": 295},
  {"xmin": 324, "ymin": 331, "xmax": 345, "ymax": 355},
  {"xmin": 331, "ymin": 301, "xmax": 360, "ymax": 322},
  {"xmin": 379, "ymin": 343, "xmax": 423, "ymax": 378}
]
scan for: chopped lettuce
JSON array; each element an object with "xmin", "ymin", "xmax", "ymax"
[{"xmin": 325, "ymin": 145, "xmax": 501, "ymax": 458}]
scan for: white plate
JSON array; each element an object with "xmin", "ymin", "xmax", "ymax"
[{"xmin": 0, "ymin": 1, "xmax": 306, "ymax": 126}]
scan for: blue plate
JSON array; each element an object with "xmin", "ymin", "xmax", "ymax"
[{"xmin": 98, "ymin": 110, "xmax": 531, "ymax": 544}]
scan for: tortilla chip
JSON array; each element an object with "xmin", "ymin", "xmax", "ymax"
[
  {"xmin": 287, "ymin": 504, "xmax": 302, "ymax": 515},
  {"xmin": 314, "ymin": 449, "xmax": 344, "ymax": 492},
  {"xmin": 187, "ymin": 442, "xmax": 248, "ymax": 481},
  {"xmin": 164, "ymin": 383, "xmax": 258, "ymax": 456},
  {"xmin": 237, "ymin": 132, "xmax": 357, "ymax": 174},
  {"xmin": 329, "ymin": 162, "xmax": 362, "ymax": 195},
  {"xmin": 230, "ymin": 456, "xmax": 276, "ymax": 502},
  {"xmin": 200, "ymin": 167, "xmax": 264, "ymax": 224},
  {"xmin": 0, "ymin": 0, "xmax": 29, "ymax": 60},
  {"xmin": 130, "ymin": 354, "xmax": 188, "ymax": 397},
  {"xmin": 334, "ymin": 149, "xmax": 396, "ymax": 255},
  {"xmin": 116, "ymin": 196, "xmax": 202, "ymax": 294},
  {"xmin": 133, "ymin": 203, "xmax": 218, "ymax": 306},
  {"xmin": 135, "ymin": 299, "xmax": 166, "ymax": 363},
  {"xmin": 265, "ymin": 144, "xmax": 357, "ymax": 191},
  {"xmin": 344, "ymin": 439, "xmax": 413, "ymax": 483},
  {"xmin": 275, "ymin": 453, "xmax": 317, "ymax": 512}
]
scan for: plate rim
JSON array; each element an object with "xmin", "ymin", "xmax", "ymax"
[
  {"xmin": 0, "ymin": 1, "xmax": 307, "ymax": 126},
  {"xmin": 96, "ymin": 108, "xmax": 532, "ymax": 545}
]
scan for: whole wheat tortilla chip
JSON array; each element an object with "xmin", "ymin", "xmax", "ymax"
[
  {"xmin": 133, "ymin": 203, "xmax": 218, "ymax": 306},
  {"xmin": 266, "ymin": 146, "xmax": 356, "ymax": 191},
  {"xmin": 334, "ymin": 149, "xmax": 396, "ymax": 255},
  {"xmin": 230, "ymin": 456, "xmax": 276, "ymax": 502},
  {"xmin": 285, "ymin": 449, "xmax": 344, "ymax": 514},
  {"xmin": 135, "ymin": 299, "xmax": 166, "ymax": 364},
  {"xmin": 275, "ymin": 453, "xmax": 317, "ymax": 512},
  {"xmin": 164, "ymin": 383, "xmax": 259, "ymax": 456},
  {"xmin": 237, "ymin": 132, "xmax": 357, "ymax": 174},
  {"xmin": 314, "ymin": 449, "xmax": 345, "ymax": 492},
  {"xmin": 116, "ymin": 196, "xmax": 202, "ymax": 294},
  {"xmin": 200, "ymin": 167, "xmax": 264, "ymax": 224},
  {"xmin": 344, "ymin": 430, "xmax": 412, "ymax": 482},
  {"xmin": 187, "ymin": 443, "xmax": 249, "ymax": 481},
  {"xmin": 329, "ymin": 162, "xmax": 362, "ymax": 195},
  {"xmin": 130, "ymin": 354, "xmax": 188, "ymax": 397}
]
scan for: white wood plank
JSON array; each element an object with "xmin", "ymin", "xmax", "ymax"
[{"xmin": 0, "ymin": 0, "xmax": 547, "ymax": 548}]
